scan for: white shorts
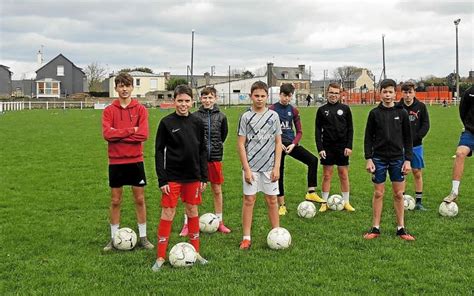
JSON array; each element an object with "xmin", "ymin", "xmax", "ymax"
[{"xmin": 242, "ymin": 171, "xmax": 279, "ymax": 196}]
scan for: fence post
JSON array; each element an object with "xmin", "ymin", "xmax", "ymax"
[
  {"xmin": 63, "ymin": 101, "xmax": 66, "ymax": 110},
  {"xmin": 0, "ymin": 102, "xmax": 3, "ymax": 113},
  {"xmin": 80, "ymin": 101, "xmax": 83, "ymax": 110},
  {"xmin": 29, "ymin": 101, "xmax": 31, "ymax": 110},
  {"xmin": 46, "ymin": 101, "xmax": 49, "ymax": 110}
]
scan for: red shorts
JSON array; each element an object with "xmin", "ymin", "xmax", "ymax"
[
  {"xmin": 208, "ymin": 161, "xmax": 224, "ymax": 184},
  {"xmin": 161, "ymin": 181, "xmax": 202, "ymax": 208}
]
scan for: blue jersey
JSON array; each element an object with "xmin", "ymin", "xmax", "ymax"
[{"xmin": 269, "ymin": 102, "xmax": 302, "ymax": 145}]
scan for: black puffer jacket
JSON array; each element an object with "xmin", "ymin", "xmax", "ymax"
[{"xmin": 194, "ymin": 105, "xmax": 228, "ymax": 161}]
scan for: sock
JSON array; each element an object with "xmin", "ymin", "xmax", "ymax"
[
  {"xmin": 243, "ymin": 235, "xmax": 251, "ymax": 241},
  {"xmin": 342, "ymin": 192, "xmax": 349, "ymax": 202},
  {"xmin": 397, "ymin": 225, "xmax": 404, "ymax": 231},
  {"xmin": 373, "ymin": 225, "xmax": 380, "ymax": 230},
  {"xmin": 308, "ymin": 189, "xmax": 315, "ymax": 194},
  {"xmin": 215, "ymin": 213, "xmax": 223, "ymax": 222},
  {"xmin": 322, "ymin": 192, "xmax": 329, "ymax": 202},
  {"xmin": 157, "ymin": 219, "xmax": 172, "ymax": 259},
  {"xmin": 183, "ymin": 214, "xmax": 188, "ymax": 224},
  {"xmin": 110, "ymin": 224, "xmax": 119, "ymax": 239},
  {"xmin": 452, "ymin": 180, "xmax": 460, "ymax": 195},
  {"xmin": 415, "ymin": 192, "xmax": 422, "ymax": 204},
  {"xmin": 188, "ymin": 216, "xmax": 200, "ymax": 253},
  {"xmin": 138, "ymin": 223, "xmax": 147, "ymax": 238}
]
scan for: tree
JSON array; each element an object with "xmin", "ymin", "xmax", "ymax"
[
  {"xmin": 85, "ymin": 62, "xmax": 107, "ymax": 92},
  {"xmin": 119, "ymin": 67, "xmax": 154, "ymax": 74},
  {"xmin": 241, "ymin": 70, "xmax": 255, "ymax": 78},
  {"xmin": 333, "ymin": 66, "xmax": 362, "ymax": 83},
  {"xmin": 166, "ymin": 77, "xmax": 188, "ymax": 91}
]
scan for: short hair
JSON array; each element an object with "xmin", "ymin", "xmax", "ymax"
[
  {"xmin": 174, "ymin": 84, "xmax": 193, "ymax": 99},
  {"xmin": 379, "ymin": 79, "xmax": 397, "ymax": 90},
  {"xmin": 401, "ymin": 82, "xmax": 416, "ymax": 92},
  {"xmin": 114, "ymin": 72, "xmax": 133, "ymax": 87},
  {"xmin": 250, "ymin": 81, "xmax": 268, "ymax": 94},
  {"xmin": 201, "ymin": 87, "xmax": 217, "ymax": 97},
  {"xmin": 280, "ymin": 83, "xmax": 295, "ymax": 95},
  {"xmin": 327, "ymin": 82, "xmax": 341, "ymax": 91}
]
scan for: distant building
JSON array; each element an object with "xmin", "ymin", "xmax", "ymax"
[
  {"xmin": 344, "ymin": 68, "xmax": 375, "ymax": 91},
  {"xmin": 267, "ymin": 63, "xmax": 311, "ymax": 103},
  {"xmin": 109, "ymin": 71, "xmax": 167, "ymax": 98},
  {"xmin": 12, "ymin": 79, "xmax": 35, "ymax": 98},
  {"xmin": 0, "ymin": 65, "xmax": 13, "ymax": 97}
]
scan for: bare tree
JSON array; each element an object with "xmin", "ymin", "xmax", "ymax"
[
  {"xmin": 85, "ymin": 62, "xmax": 107, "ymax": 92},
  {"xmin": 333, "ymin": 66, "xmax": 362, "ymax": 83}
]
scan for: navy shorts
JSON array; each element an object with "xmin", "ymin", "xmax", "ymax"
[
  {"xmin": 109, "ymin": 162, "xmax": 147, "ymax": 188},
  {"xmin": 458, "ymin": 131, "xmax": 474, "ymax": 157},
  {"xmin": 411, "ymin": 145, "xmax": 425, "ymax": 169},
  {"xmin": 372, "ymin": 158, "xmax": 405, "ymax": 184},
  {"xmin": 320, "ymin": 146, "xmax": 349, "ymax": 166}
]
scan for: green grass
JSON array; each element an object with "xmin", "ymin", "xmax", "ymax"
[{"xmin": 0, "ymin": 105, "xmax": 472, "ymax": 295}]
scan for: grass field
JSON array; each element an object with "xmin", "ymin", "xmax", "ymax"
[{"xmin": 0, "ymin": 104, "xmax": 472, "ymax": 295}]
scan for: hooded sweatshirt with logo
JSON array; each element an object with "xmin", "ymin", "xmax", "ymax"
[
  {"xmin": 398, "ymin": 97, "xmax": 430, "ymax": 147},
  {"xmin": 102, "ymin": 99, "xmax": 149, "ymax": 164},
  {"xmin": 460, "ymin": 86, "xmax": 474, "ymax": 134}
]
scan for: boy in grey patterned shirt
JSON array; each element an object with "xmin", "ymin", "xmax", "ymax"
[{"xmin": 237, "ymin": 81, "xmax": 282, "ymax": 250}]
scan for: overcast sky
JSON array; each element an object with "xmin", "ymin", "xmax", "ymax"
[{"xmin": 0, "ymin": 0, "xmax": 472, "ymax": 81}]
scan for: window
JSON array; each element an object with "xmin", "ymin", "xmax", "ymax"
[
  {"xmin": 150, "ymin": 79, "xmax": 157, "ymax": 89},
  {"xmin": 135, "ymin": 78, "xmax": 141, "ymax": 86},
  {"xmin": 57, "ymin": 65, "xmax": 64, "ymax": 76},
  {"xmin": 38, "ymin": 81, "xmax": 59, "ymax": 95},
  {"xmin": 233, "ymin": 90, "xmax": 241, "ymax": 93},
  {"xmin": 137, "ymin": 94, "xmax": 141, "ymax": 98}
]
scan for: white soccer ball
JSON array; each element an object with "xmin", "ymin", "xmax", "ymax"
[
  {"xmin": 199, "ymin": 213, "xmax": 220, "ymax": 233},
  {"xmin": 327, "ymin": 194, "xmax": 345, "ymax": 211},
  {"xmin": 439, "ymin": 202, "xmax": 458, "ymax": 217},
  {"xmin": 113, "ymin": 227, "xmax": 137, "ymax": 251},
  {"xmin": 403, "ymin": 194, "xmax": 416, "ymax": 211},
  {"xmin": 267, "ymin": 227, "xmax": 292, "ymax": 250},
  {"xmin": 297, "ymin": 201, "xmax": 317, "ymax": 218},
  {"xmin": 169, "ymin": 242, "xmax": 197, "ymax": 267}
]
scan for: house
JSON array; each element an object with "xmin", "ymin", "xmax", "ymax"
[
  {"xmin": 267, "ymin": 63, "xmax": 311, "ymax": 104},
  {"xmin": 343, "ymin": 68, "xmax": 375, "ymax": 91},
  {"xmin": 0, "ymin": 65, "xmax": 13, "ymax": 97},
  {"xmin": 109, "ymin": 71, "xmax": 167, "ymax": 98},
  {"xmin": 173, "ymin": 72, "xmax": 242, "ymax": 89},
  {"xmin": 12, "ymin": 79, "xmax": 35, "ymax": 98},
  {"xmin": 35, "ymin": 54, "xmax": 87, "ymax": 98}
]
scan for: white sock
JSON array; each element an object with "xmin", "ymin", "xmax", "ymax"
[
  {"xmin": 215, "ymin": 213, "xmax": 223, "ymax": 222},
  {"xmin": 452, "ymin": 180, "xmax": 460, "ymax": 195},
  {"xmin": 397, "ymin": 225, "xmax": 404, "ymax": 230},
  {"xmin": 373, "ymin": 225, "xmax": 380, "ymax": 230},
  {"xmin": 138, "ymin": 223, "xmax": 146, "ymax": 238},
  {"xmin": 322, "ymin": 192, "xmax": 329, "ymax": 202},
  {"xmin": 243, "ymin": 235, "xmax": 251, "ymax": 241},
  {"xmin": 342, "ymin": 192, "xmax": 350, "ymax": 202},
  {"xmin": 184, "ymin": 214, "xmax": 188, "ymax": 224},
  {"xmin": 110, "ymin": 224, "xmax": 119, "ymax": 239}
]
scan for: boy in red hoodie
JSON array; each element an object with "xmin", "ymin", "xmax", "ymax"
[{"xmin": 102, "ymin": 72, "xmax": 154, "ymax": 251}]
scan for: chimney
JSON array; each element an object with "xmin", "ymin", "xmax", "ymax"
[
  {"xmin": 298, "ymin": 64, "xmax": 305, "ymax": 72},
  {"xmin": 37, "ymin": 50, "xmax": 43, "ymax": 67},
  {"xmin": 204, "ymin": 72, "xmax": 210, "ymax": 85},
  {"xmin": 163, "ymin": 72, "xmax": 170, "ymax": 81},
  {"xmin": 267, "ymin": 62, "xmax": 274, "ymax": 86}
]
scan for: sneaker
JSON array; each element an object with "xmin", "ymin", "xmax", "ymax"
[
  {"xmin": 179, "ymin": 224, "xmax": 189, "ymax": 237},
  {"xmin": 414, "ymin": 203, "xmax": 427, "ymax": 211},
  {"xmin": 443, "ymin": 192, "xmax": 458, "ymax": 203},
  {"xmin": 217, "ymin": 222, "xmax": 231, "ymax": 233},
  {"xmin": 363, "ymin": 227, "xmax": 380, "ymax": 240},
  {"xmin": 239, "ymin": 239, "xmax": 251, "ymax": 250},
  {"xmin": 278, "ymin": 205, "xmax": 288, "ymax": 216},
  {"xmin": 139, "ymin": 237, "xmax": 155, "ymax": 249},
  {"xmin": 103, "ymin": 240, "xmax": 115, "ymax": 252},
  {"xmin": 344, "ymin": 202, "xmax": 356, "ymax": 212},
  {"xmin": 151, "ymin": 259, "xmax": 165, "ymax": 272},
  {"xmin": 196, "ymin": 253, "xmax": 209, "ymax": 265},
  {"xmin": 319, "ymin": 203, "xmax": 328, "ymax": 213},
  {"xmin": 396, "ymin": 228, "xmax": 415, "ymax": 241},
  {"xmin": 305, "ymin": 192, "xmax": 325, "ymax": 203}
]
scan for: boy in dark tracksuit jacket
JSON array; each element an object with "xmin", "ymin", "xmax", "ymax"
[
  {"xmin": 399, "ymin": 82, "xmax": 430, "ymax": 210},
  {"xmin": 364, "ymin": 79, "xmax": 415, "ymax": 241},
  {"xmin": 444, "ymin": 85, "xmax": 474, "ymax": 203},
  {"xmin": 315, "ymin": 82, "xmax": 354, "ymax": 212},
  {"xmin": 179, "ymin": 87, "xmax": 231, "ymax": 235}
]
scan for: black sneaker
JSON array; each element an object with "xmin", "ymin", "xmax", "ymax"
[
  {"xmin": 363, "ymin": 227, "xmax": 380, "ymax": 240},
  {"xmin": 396, "ymin": 228, "xmax": 415, "ymax": 241}
]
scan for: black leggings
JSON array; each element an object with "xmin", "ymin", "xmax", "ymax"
[{"xmin": 278, "ymin": 145, "xmax": 318, "ymax": 197}]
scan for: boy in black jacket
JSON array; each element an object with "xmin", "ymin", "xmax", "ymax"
[
  {"xmin": 364, "ymin": 79, "xmax": 415, "ymax": 241},
  {"xmin": 399, "ymin": 82, "xmax": 430, "ymax": 210},
  {"xmin": 152, "ymin": 85, "xmax": 208, "ymax": 271},
  {"xmin": 444, "ymin": 86, "xmax": 474, "ymax": 203}
]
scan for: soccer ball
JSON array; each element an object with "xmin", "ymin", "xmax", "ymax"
[
  {"xmin": 297, "ymin": 201, "xmax": 317, "ymax": 218},
  {"xmin": 199, "ymin": 213, "xmax": 220, "ymax": 233},
  {"xmin": 113, "ymin": 227, "xmax": 137, "ymax": 251},
  {"xmin": 403, "ymin": 194, "xmax": 416, "ymax": 211},
  {"xmin": 267, "ymin": 227, "xmax": 292, "ymax": 250},
  {"xmin": 169, "ymin": 242, "xmax": 197, "ymax": 267},
  {"xmin": 327, "ymin": 194, "xmax": 345, "ymax": 211},
  {"xmin": 439, "ymin": 202, "xmax": 458, "ymax": 217}
]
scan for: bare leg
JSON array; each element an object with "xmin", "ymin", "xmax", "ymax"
[
  {"xmin": 265, "ymin": 195, "xmax": 280, "ymax": 228},
  {"xmin": 132, "ymin": 186, "xmax": 146, "ymax": 224},
  {"xmin": 242, "ymin": 195, "xmax": 256, "ymax": 236},
  {"xmin": 372, "ymin": 183, "xmax": 385, "ymax": 227},
  {"xmin": 110, "ymin": 187, "xmax": 123, "ymax": 225}
]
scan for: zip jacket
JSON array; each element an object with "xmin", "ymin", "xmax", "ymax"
[
  {"xmin": 398, "ymin": 97, "xmax": 430, "ymax": 147},
  {"xmin": 194, "ymin": 105, "xmax": 228, "ymax": 161},
  {"xmin": 315, "ymin": 101, "xmax": 353, "ymax": 151},
  {"xmin": 460, "ymin": 86, "xmax": 474, "ymax": 134}
]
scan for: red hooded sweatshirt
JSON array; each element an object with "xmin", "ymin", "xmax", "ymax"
[{"xmin": 102, "ymin": 99, "xmax": 149, "ymax": 164}]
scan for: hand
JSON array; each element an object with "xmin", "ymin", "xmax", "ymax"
[
  {"xmin": 285, "ymin": 144, "xmax": 295, "ymax": 154},
  {"xmin": 244, "ymin": 169, "xmax": 254, "ymax": 185},
  {"xmin": 281, "ymin": 144, "xmax": 287, "ymax": 152},
  {"xmin": 366, "ymin": 159, "xmax": 375, "ymax": 173},
  {"xmin": 160, "ymin": 184, "xmax": 170, "ymax": 195},
  {"xmin": 270, "ymin": 167, "xmax": 280, "ymax": 182},
  {"xmin": 344, "ymin": 148, "xmax": 352, "ymax": 157},
  {"xmin": 319, "ymin": 150, "xmax": 326, "ymax": 159},
  {"xmin": 401, "ymin": 160, "xmax": 411, "ymax": 175},
  {"xmin": 134, "ymin": 126, "xmax": 139, "ymax": 132},
  {"xmin": 200, "ymin": 182, "xmax": 207, "ymax": 192}
]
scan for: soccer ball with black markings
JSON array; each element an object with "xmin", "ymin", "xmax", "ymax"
[
  {"xmin": 439, "ymin": 202, "xmax": 458, "ymax": 217},
  {"xmin": 113, "ymin": 227, "xmax": 137, "ymax": 251},
  {"xmin": 403, "ymin": 194, "xmax": 416, "ymax": 211},
  {"xmin": 297, "ymin": 201, "xmax": 317, "ymax": 218},
  {"xmin": 267, "ymin": 227, "xmax": 292, "ymax": 250},
  {"xmin": 199, "ymin": 213, "xmax": 220, "ymax": 233},
  {"xmin": 327, "ymin": 194, "xmax": 345, "ymax": 211},
  {"xmin": 169, "ymin": 242, "xmax": 197, "ymax": 267}
]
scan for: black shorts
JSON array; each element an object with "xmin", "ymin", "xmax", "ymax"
[
  {"xmin": 320, "ymin": 147, "xmax": 349, "ymax": 166},
  {"xmin": 108, "ymin": 162, "xmax": 147, "ymax": 188}
]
